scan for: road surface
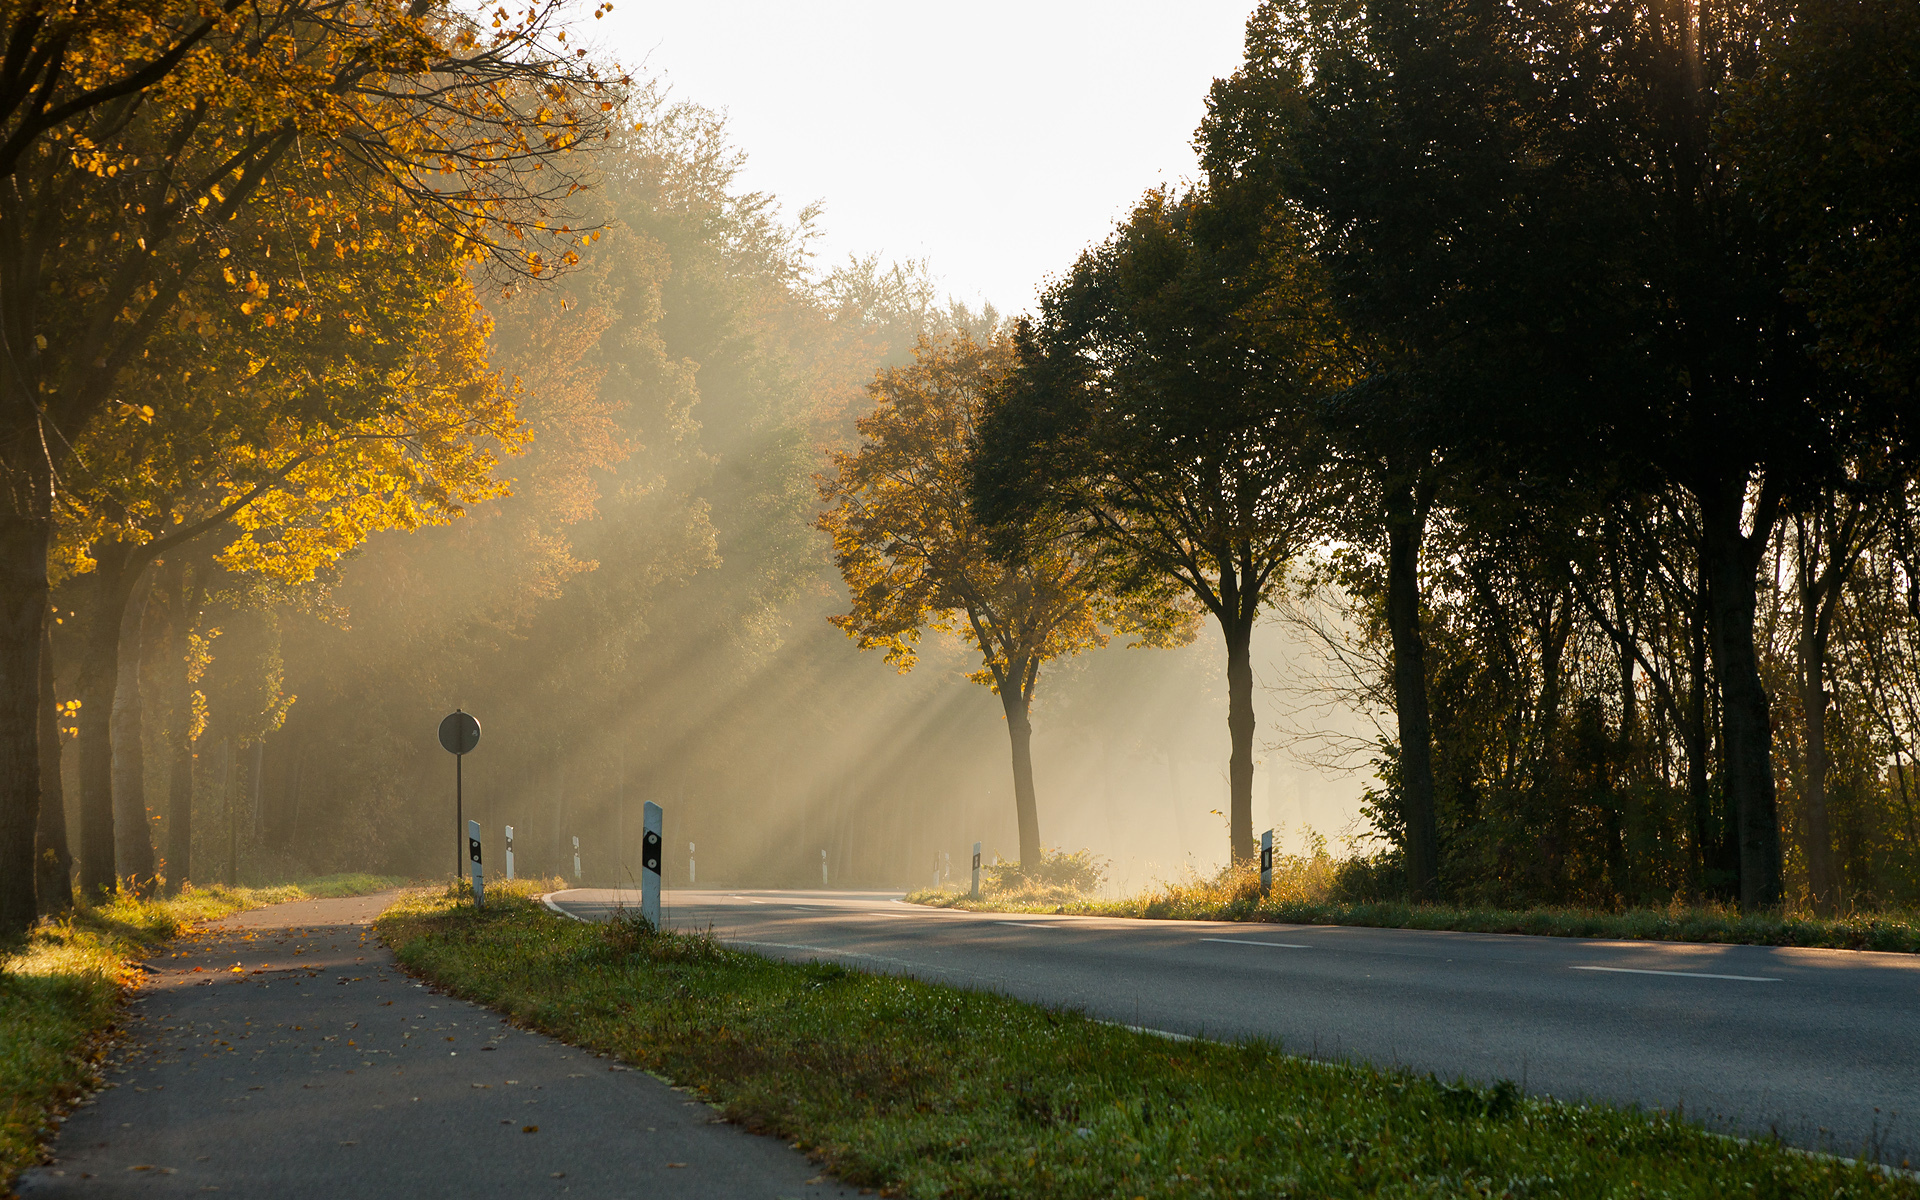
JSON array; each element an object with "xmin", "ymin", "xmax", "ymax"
[
  {"xmin": 16, "ymin": 891, "xmax": 856, "ymax": 1199},
  {"xmin": 551, "ymin": 887, "xmax": 1920, "ymax": 1168}
]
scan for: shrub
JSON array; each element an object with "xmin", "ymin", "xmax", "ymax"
[{"xmin": 982, "ymin": 847, "xmax": 1108, "ymax": 902}]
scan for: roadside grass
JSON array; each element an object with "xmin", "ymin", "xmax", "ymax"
[
  {"xmin": 908, "ymin": 861, "xmax": 1920, "ymax": 954},
  {"xmin": 0, "ymin": 873, "xmax": 407, "ymax": 1186},
  {"xmin": 380, "ymin": 884, "xmax": 1917, "ymax": 1199}
]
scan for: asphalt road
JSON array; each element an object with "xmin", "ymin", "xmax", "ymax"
[
  {"xmin": 16, "ymin": 892, "xmax": 856, "ymax": 1199},
  {"xmin": 552, "ymin": 887, "xmax": 1920, "ymax": 1168}
]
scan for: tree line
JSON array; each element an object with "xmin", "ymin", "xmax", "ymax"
[
  {"xmin": 825, "ymin": 0, "xmax": 1920, "ymax": 913},
  {"xmin": 3, "ymin": 0, "xmax": 1914, "ymax": 933},
  {"xmin": 0, "ymin": 0, "xmax": 619, "ymax": 936}
]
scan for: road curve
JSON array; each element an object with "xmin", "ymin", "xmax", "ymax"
[{"xmin": 550, "ymin": 887, "xmax": 1920, "ymax": 1168}]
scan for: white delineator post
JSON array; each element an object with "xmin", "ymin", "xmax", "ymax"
[
  {"xmin": 689, "ymin": 842, "xmax": 696, "ymax": 885},
  {"xmin": 572, "ymin": 835, "xmax": 581, "ymax": 881},
  {"xmin": 641, "ymin": 801, "xmax": 663, "ymax": 929},
  {"xmin": 468, "ymin": 820, "xmax": 485, "ymax": 909},
  {"xmin": 970, "ymin": 841, "xmax": 982, "ymax": 898},
  {"xmin": 821, "ymin": 849, "xmax": 828, "ymax": 887},
  {"xmin": 1259, "ymin": 829, "xmax": 1274, "ymax": 898},
  {"xmin": 504, "ymin": 825, "xmax": 515, "ymax": 881}
]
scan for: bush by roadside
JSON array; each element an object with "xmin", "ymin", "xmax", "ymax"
[
  {"xmin": 909, "ymin": 859, "xmax": 1920, "ymax": 954},
  {"xmin": 380, "ymin": 884, "xmax": 1917, "ymax": 1198},
  {"xmin": 0, "ymin": 874, "xmax": 406, "ymax": 1187}
]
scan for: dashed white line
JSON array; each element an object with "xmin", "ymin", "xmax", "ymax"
[
  {"xmin": 1572, "ymin": 965, "xmax": 1780, "ymax": 982},
  {"xmin": 1201, "ymin": 938, "xmax": 1311, "ymax": 949}
]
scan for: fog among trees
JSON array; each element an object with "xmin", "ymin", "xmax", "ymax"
[{"xmin": 3, "ymin": 0, "xmax": 1916, "ymax": 933}]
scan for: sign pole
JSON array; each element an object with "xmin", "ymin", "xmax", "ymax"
[
  {"xmin": 438, "ymin": 710, "xmax": 482, "ymax": 884},
  {"xmin": 641, "ymin": 801, "xmax": 662, "ymax": 929}
]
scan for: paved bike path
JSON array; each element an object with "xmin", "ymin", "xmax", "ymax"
[{"xmin": 15, "ymin": 891, "xmax": 856, "ymax": 1199}]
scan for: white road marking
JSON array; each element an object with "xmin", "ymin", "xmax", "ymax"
[
  {"xmin": 1201, "ymin": 938, "xmax": 1311, "ymax": 949},
  {"xmin": 995, "ymin": 921, "xmax": 1062, "ymax": 929},
  {"xmin": 1572, "ymin": 965, "xmax": 1781, "ymax": 982},
  {"xmin": 1097, "ymin": 1021, "xmax": 1195, "ymax": 1042}
]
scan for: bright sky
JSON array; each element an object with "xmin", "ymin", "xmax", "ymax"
[{"xmin": 588, "ymin": 1, "xmax": 1262, "ymax": 314}]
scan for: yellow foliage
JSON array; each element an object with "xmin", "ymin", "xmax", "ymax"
[
  {"xmin": 819, "ymin": 334, "xmax": 1189, "ymax": 704},
  {"xmin": 56, "ymin": 140, "xmax": 526, "ymax": 593}
]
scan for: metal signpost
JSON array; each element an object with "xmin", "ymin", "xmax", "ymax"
[
  {"xmin": 1259, "ymin": 829, "xmax": 1274, "ymax": 898},
  {"xmin": 971, "ymin": 841, "xmax": 982, "ymax": 898},
  {"xmin": 640, "ymin": 801, "xmax": 663, "ymax": 929},
  {"xmin": 437, "ymin": 710, "xmax": 481, "ymax": 880},
  {"xmin": 468, "ymin": 819, "xmax": 485, "ymax": 909},
  {"xmin": 504, "ymin": 825, "xmax": 515, "ymax": 881}
]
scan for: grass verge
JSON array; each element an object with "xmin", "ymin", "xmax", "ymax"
[
  {"xmin": 0, "ymin": 873, "xmax": 407, "ymax": 1186},
  {"xmin": 379, "ymin": 883, "xmax": 1916, "ymax": 1198},
  {"xmin": 907, "ymin": 868, "xmax": 1920, "ymax": 954}
]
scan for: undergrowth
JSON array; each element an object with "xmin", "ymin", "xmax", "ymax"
[{"xmin": 911, "ymin": 858, "xmax": 1920, "ymax": 953}]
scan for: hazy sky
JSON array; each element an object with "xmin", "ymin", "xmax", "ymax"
[{"xmin": 590, "ymin": 1, "xmax": 1262, "ymax": 314}]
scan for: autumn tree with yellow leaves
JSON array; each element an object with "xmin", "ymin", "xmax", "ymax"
[
  {"xmin": 820, "ymin": 334, "xmax": 1192, "ymax": 872},
  {"xmin": 54, "ymin": 195, "xmax": 522, "ymax": 893},
  {"xmin": 0, "ymin": 0, "xmax": 618, "ymax": 927}
]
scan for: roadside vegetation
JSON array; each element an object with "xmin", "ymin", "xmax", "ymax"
[
  {"xmin": 382, "ymin": 885, "xmax": 1918, "ymax": 1198},
  {"xmin": 910, "ymin": 850, "xmax": 1920, "ymax": 954},
  {"xmin": 0, "ymin": 874, "xmax": 405, "ymax": 1185}
]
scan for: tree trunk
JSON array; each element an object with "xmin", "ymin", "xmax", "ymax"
[
  {"xmin": 163, "ymin": 561, "xmax": 200, "ymax": 892},
  {"xmin": 1000, "ymin": 675, "xmax": 1042, "ymax": 872},
  {"xmin": 35, "ymin": 618, "xmax": 71, "ymax": 915},
  {"xmin": 1791, "ymin": 501, "xmax": 1861, "ymax": 916},
  {"xmin": 1684, "ymin": 576, "xmax": 1720, "ymax": 894},
  {"xmin": 1223, "ymin": 611, "xmax": 1257, "ymax": 865},
  {"xmin": 1795, "ymin": 564, "xmax": 1837, "ymax": 913},
  {"xmin": 1386, "ymin": 483, "xmax": 1440, "ymax": 899},
  {"xmin": 221, "ymin": 739, "xmax": 238, "ymax": 886},
  {"xmin": 76, "ymin": 542, "xmax": 137, "ymax": 895},
  {"xmin": 1700, "ymin": 481, "xmax": 1783, "ymax": 910},
  {"xmin": 0, "ymin": 514, "xmax": 50, "ymax": 936},
  {"xmin": 1617, "ymin": 634, "xmax": 1647, "ymax": 903},
  {"xmin": 111, "ymin": 569, "xmax": 157, "ymax": 891}
]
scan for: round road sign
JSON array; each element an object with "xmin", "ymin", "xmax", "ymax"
[{"xmin": 438, "ymin": 710, "xmax": 481, "ymax": 755}]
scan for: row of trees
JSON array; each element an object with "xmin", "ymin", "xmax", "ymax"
[
  {"xmin": 827, "ymin": 0, "xmax": 1919, "ymax": 911},
  {"xmin": 0, "ymin": 0, "xmax": 620, "ymax": 935}
]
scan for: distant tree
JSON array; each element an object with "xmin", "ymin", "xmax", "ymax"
[
  {"xmin": 975, "ymin": 190, "xmax": 1336, "ymax": 865},
  {"xmin": 821, "ymin": 333, "xmax": 1189, "ymax": 870}
]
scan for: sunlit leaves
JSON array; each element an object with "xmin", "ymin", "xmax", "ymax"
[{"xmin": 820, "ymin": 334, "xmax": 1157, "ymax": 700}]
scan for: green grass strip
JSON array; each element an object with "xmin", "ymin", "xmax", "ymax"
[
  {"xmin": 906, "ymin": 876, "xmax": 1920, "ymax": 954},
  {"xmin": 1, "ymin": 874, "xmax": 406, "ymax": 1186},
  {"xmin": 379, "ymin": 884, "xmax": 1916, "ymax": 1199}
]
